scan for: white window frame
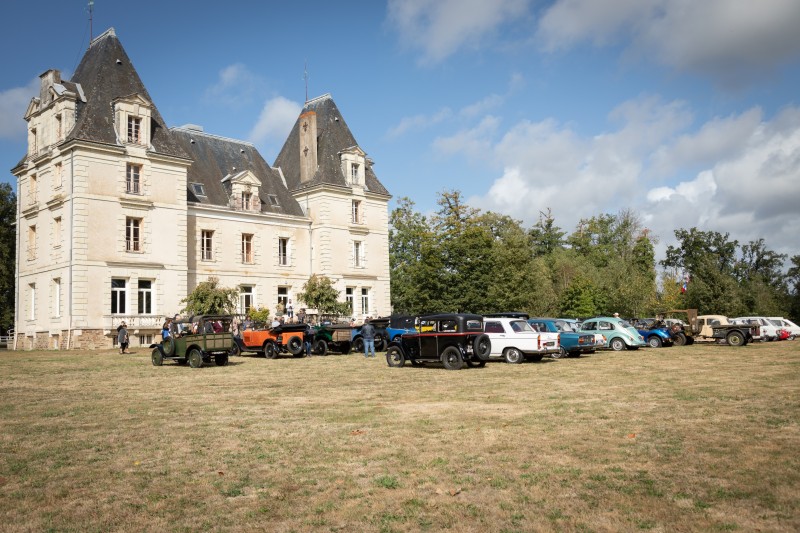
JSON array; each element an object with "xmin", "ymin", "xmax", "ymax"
[
  {"xmin": 54, "ymin": 162, "xmax": 62, "ymax": 189},
  {"xmin": 345, "ymin": 287, "xmax": 354, "ymax": 314},
  {"xmin": 53, "ymin": 278, "xmax": 61, "ymax": 318},
  {"xmin": 29, "ymin": 174, "xmax": 37, "ymax": 204},
  {"xmin": 111, "ymin": 278, "xmax": 127, "ymax": 314},
  {"xmin": 278, "ymin": 237, "xmax": 289, "ymax": 266},
  {"xmin": 353, "ymin": 241, "xmax": 363, "ymax": 268},
  {"xmin": 352, "ymin": 200, "xmax": 361, "ymax": 224},
  {"xmin": 201, "ymin": 230, "xmax": 214, "ymax": 261},
  {"xmin": 127, "ymin": 116, "xmax": 142, "ymax": 144},
  {"xmin": 29, "ymin": 283, "xmax": 36, "ymax": 320},
  {"xmin": 126, "ymin": 217, "xmax": 141, "ymax": 252},
  {"xmin": 240, "ymin": 285, "xmax": 254, "ymax": 315},
  {"xmin": 28, "ymin": 225, "xmax": 36, "ymax": 260},
  {"xmin": 53, "ymin": 216, "xmax": 62, "ymax": 248},
  {"xmin": 277, "ymin": 286, "xmax": 288, "ymax": 310},
  {"xmin": 351, "ymin": 163, "xmax": 359, "ymax": 184},
  {"xmin": 137, "ymin": 279, "xmax": 153, "ymax": 315},
  {"xmin": 242, "ymin": 233, "xmax": 254, "ymax": 264},
  {"xmin": 361, "ymin": 288, "xmax": 370, "ymax": 315},
  {"xmin": 126, "ymin": 163, "xmax": 141, "ymax": 194}
]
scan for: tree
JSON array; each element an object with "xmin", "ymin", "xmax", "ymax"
[
  {"xmin": 296, "ymin": 274, "xmax": 350, "ymax": 319},
  {"xmin": 559, "ymin": 276, "xmax": 605, "ymax": 318},
  {"xmin": 181, "ymin": 277, "xmax": 239, "ymax": 315},
  {"xmin": 529, "ymin": 208, "xmax": 565, "ymax": 257},
  {"xmin": 0, "ymin": 184, "xmax": 15, "ymax": 333}
]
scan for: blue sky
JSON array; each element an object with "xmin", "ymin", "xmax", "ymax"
[{"xmin": 2, "ymin": 0, "xmax": 800, "ymax": 261}]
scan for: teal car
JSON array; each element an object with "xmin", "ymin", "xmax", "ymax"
[{"xmin": 579, "ymin": 317, "xmax": 647, "ymax": 351}]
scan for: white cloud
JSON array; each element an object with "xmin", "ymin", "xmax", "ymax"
[
  {"xmin": 467, "ymin": 99, "xmax": 800, "ymax": 257},
  {"xmin": 432, "ymin": 115, "xmax": 501, "ymax": 157},
  {"xmin": 203, "ymin": 63, "xmax": 262, "ymax": 107},
  {"xmin": 248, "ymin": 96, "xmax": 302, "ymax": 147},
  {"xmin": 0, "ymin": 78, "xmax": 39, "ymax": 140},
  {"xmin": 386, "ymin": 107, "xmax": 452, "ymax": 138},
  {"xmin": 537, "ymin": 0, "xmax": 800, "ymax": 86},
  {"xmin": 387, "ymin": 0, "xmax": 531, "ymax": 64}
]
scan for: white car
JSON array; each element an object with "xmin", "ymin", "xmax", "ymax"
[
  {"xmin": 731, "ymin": 317, "xmax": 779, "ymax": 341},
  {"xmin": 483, "ymin": 317, "xmax": 560, "ymax": 363},
  {"xmin": 769, "ymin": 317, "xmax": 799, "ymax": 340}
]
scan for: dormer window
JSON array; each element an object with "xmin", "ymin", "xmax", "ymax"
[
  {"xmin": 191, "ymin": 183, "xmax": 206, "ymax": 197},
  {"xmin": 242, "ymin": 191, "xmax": 253, "ymax": 210},
  {"xmin": 351, "ymin": 164, "xmax": 359, "ymax": 183},
  {"xmin": 127, "ymin": 116, "xmax": 142, "ymax": 144},
  {"xmin": 268, "ymin": 194, "xmax": 279, "ymax": 207}
]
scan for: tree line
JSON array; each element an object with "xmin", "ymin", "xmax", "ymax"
[{"xmin": 389, "ymin": 190, "xmax": 800, "ymax": 321}]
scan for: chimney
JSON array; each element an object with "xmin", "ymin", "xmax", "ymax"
[
  {"xmin": 299, "ymin": 111, "xmax": 318, "ymax": 183},
  {"xmin": 39, "ymin": 69, "xmax": 61, "ymax": 106}
]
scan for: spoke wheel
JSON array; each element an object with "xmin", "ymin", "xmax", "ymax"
[
  {"xmin": 441, "ymin": 346, "xmax": 463, "ymax": 370},
  {"xmin": 314, "ymin": 339, "xmax": 328, "ymax": 356},
  {"xmin": 188, "ymin": 348, "xmax": 203, "ymax": 368},
  {"xmin": 151, "ymin": 348, "xmax": 163, "ymax": 366},
  {"xmin": 386, "ymin": 346, "xmax": 405, "ymax": 367},
  {"xmin": 727, "ymin": 331, "xmax": 745, "ymax": 347},
  {"xmin": 264, "ymin": 342, "xmax": 278, "ymax": 359}
]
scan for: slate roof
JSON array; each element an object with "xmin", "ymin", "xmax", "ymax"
[
  {"xmin": 274, "ymin": 94, "xmax": 390, "ymax": 196},
  {"xmin": 170, "ymin": 127, "xmax": 305, "ymax": 217},
  {"xmin": 66, "ymin": 28, "xmax": 187, "ymax": 159}
]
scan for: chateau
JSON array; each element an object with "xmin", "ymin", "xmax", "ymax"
[{"xmin": 12, "ymin": 28, "xmax": 391, "ymax": 350}]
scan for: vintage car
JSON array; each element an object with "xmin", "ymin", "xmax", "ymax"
[
  {"xmin": 559, "ymin": 318, "xmax": 606, "ymax": 350},
  {"xmin": 578, "ymin": 317, "xmax": 647, "ymax": 351},
  {"xmin": 633, "ymin": 319, "xmax": 674, "ymax": 348},
  {"xmin": 350, "ymin": 318, "xmax": 389, "ymax": 352},
  {"xmin": 731, "ymin": 316, "xmax": 779, "ymax": 341},
  {"xmin": 312, "ymin": 323, "xmax": 353, "ymax": 355},
  {"xmin": 696, "ymin": 315, "xmax": 758, "ymax": 346},
  {"xmin": 528, "ymin": 318, "xmax": 597, "ymax": 358},
  {"xmin": 769, "ymin": 317, "xmax": 799, "ymax": 340},
  {"xmin": 385, "ymin": 313, "xmax": 491, "ymax": 370},
  {"xmin": 151, "ymin": 315, "xmax": 236, "ymax": 368},
  {"xmin": 483, "ymin": 316, "xmax": 560, "ymax": 363},
  {"xmin": 383, "ymin": 315, "xmax": 417, "ymax": 342},
  {"xmin": 236, "ymin": 323, "xmax": 309, "ymax": 358}
]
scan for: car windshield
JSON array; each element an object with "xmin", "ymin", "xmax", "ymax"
[
  {"xmin": 510, "ymin": 320, "xmax": 533, "ymax": 332},
  {"xmin": 619, "ymin": 320, "xmax": 634, "ymax": 328},
  {"xmin": 554, "ymin": 320, "xmax": 574, "ymax": 332},
  {"xmin": 768, "ymin": 319, "xmax": 782, "ymax": 327}
]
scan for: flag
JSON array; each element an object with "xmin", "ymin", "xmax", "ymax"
[{"xmin": 681, "ymin": 273, "xmax": 690, "ymax": 293}]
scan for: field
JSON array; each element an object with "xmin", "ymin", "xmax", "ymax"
[{"xmin": 1, "ymin": 341, "xmax": 799, "ymax": 532}]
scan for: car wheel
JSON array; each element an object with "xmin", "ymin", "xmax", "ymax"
[
  {"xmin": 441, "ymin": 346, "xmax": 463, "ymax": 370},
  {"xmin": 386, "ymin": 346, "xmax": 405, "ymax": 367},
  {"xmin": 340, "ymin": 342, "xmax": 351, "ymax": 355},
  {"xmin": 161, "ymin": 336, "xmax": 176, "ymax": 357},
  {"xmin": 314, "ymin": 339, "xmax": 328, "ymax": 356},
  {"xmin": 685, "ymin": 336, "xmax": 695, "ymax": 345},
  {"xmin": 672, "ymin": 332, "xmax": 686, "ymax": 346},
  {"xmin": 287, "ymin": 335, "xmax": 304, "ymax": 356},
  {"xmin": 353, "ymin": 338, "xmax": 364, "ymax": 352},
  {"xmin": 473, "ymin": 334, "xmax": 492, "ymax": 360},
  {"xmin": 374, "ymin": 334, "xmax": 386, "ymax": 352},
  {"xmin": 609, "ymin": 337, "xmax": 626, "ymax": 351},
  {"xmin": 503, "ymin": 347, "xmax": 524, "ymax": 364},
  {"xmin": 553, "ymin": 346, "xmax": 567, "ymax": 359},
  {"xmin": 188, "ymin": 348, "xmax": 203, "ymax": 368},
  {"xmin": 264, "ymin": 342, "xmax": 278, "ymax": 359},
  {"xmin": 215, "ymin": 353, "xmax": 229, "ymax": 366},
  {"xmin": 465, "ymin": 359, "xmax": 486, "ymax": 368},
  {"xmin": 726, "ymin": 331, "xmax": 745, "ymax": 346},
  {"xmin": 151, "ymin": 348, "xmax": 163, "ymax": 366},
  {"xmin": 648, "ymin": 336, "xmax": 662, "ymax": 348}
]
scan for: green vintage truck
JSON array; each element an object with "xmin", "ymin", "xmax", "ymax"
[{"xmin": 151, "ymin": 315, "xmax": 236, "ymax": 368}]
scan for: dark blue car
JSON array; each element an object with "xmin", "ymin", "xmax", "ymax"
[{"xmin": 528, "ymin": 318, "xmax": 597, "ymax": 358}]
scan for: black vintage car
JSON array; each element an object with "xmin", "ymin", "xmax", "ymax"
[{"xmin": 384, "ymin": 313, "xmax": 491, "ymax": 370}]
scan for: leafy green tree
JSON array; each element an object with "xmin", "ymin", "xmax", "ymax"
[
  {"xmin": 787, "ymin": 255, "xmax": 800, "ymax": 321},
  {"xmin": 297, "ymin": 274, "xmax": 350, "ymax": 318},
  {"xmin": 0, "ymin": 184, "xmax": 15, "ymax": 333},
  {"xmin": 181, "ymin": 277, "xmax": 239, "ymax": 315},
  {"xmin": 529, "ymin": 208, "xmax": 565, "ymax": 257},
  {"xmin": 559, "ymin": 276, "xmax": 605, "ymax": 318}
]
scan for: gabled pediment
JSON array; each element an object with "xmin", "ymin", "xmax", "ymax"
[
  {"xmin": 339, "ymin": 145, "xmax": 366, "ymax": 157},
  {"xmin": 24, "ymin": 98, "xmax": 40, "ymax": 121},
  {"xmin": 221, "ymin": 169, "xmax": 262, "ymax": 188},
  {"xmin": 111, "ymin": 93, "xmax": 152, "ymax": 108}
]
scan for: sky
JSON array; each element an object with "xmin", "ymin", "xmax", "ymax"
[{"xmin": 2, "ymin": 0, "xmax": 800, "ymax": 264}]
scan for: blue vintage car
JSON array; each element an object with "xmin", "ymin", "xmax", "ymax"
[
  {"xmin": 528, "ymin": 318, "xmax": 597, "ymax": 358},
  {"xmin": 634, "ymin": 319, "xmax": 674, "ymax": 348}
]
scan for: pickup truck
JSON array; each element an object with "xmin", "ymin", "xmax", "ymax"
[
  {"xmin": 668, "ymin": 309, "xmax": 759, "ymax": 347},
  {"xmin": 528, "ymin": 318, "xmax": 597, "ymax": 358}
]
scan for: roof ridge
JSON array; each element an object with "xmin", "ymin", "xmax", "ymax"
[
  {"xmin": 171, "ymin": 126, "xmax": 255, "ymax": 147},
  {"xmin": 305, "ymin": 93, "xmax": 332, "ymax": 106},
  {"xmin": 90, "ymin": 27, "xmax": 116, "ymax": 47}
]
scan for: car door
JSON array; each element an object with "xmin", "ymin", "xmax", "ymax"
[
  {"xmin": 484, "ymin": 320, "xmax": 506, "ymax": 356},
  {"xmin": 418, "ymin": 319, "xmax": 440, "ymax": 358}
]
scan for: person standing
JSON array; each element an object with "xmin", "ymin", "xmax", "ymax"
[
  {"xmin": 286, "ymin": 299, "xmax": 294, "ymax": 319},
  {"xmin": 361, "ymin": 318, "xmax": 376, "ymax": 358},
  {"xmin": 117, "ymin": 322, "xmax": 129, "ymax": 354},
  {"xmin": 304, "ymin": 323, "xmax": 314, "ymax": 357}
]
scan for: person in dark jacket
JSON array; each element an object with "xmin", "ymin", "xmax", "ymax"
[
  {"xmin": 117, "ymin": 322, "xmax": 129, "ymax": 354},
  {"xmin": 361, "ymin": 318, "xmax": 376, "ymax": 358}
]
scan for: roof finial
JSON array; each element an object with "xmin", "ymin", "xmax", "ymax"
[
  {"xmin": 303, "ymin": 60, "xmax": 309, "ymax": 103},
  {"xmin": 88, "ymin": 0, "xmax": 94, "ymax": 41}
]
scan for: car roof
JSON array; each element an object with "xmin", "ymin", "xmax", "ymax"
[
  {"xmin": 418, "ymin": 313, "xmax": 483, "ymax": 321},
  {"xmin": 484, "ymin": 312, "xmax": 530, "ymax": 319}
]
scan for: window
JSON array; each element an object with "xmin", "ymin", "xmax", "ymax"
[
  {"xmin": 127, "ymin": 116, "xmax": 142, "ymax": 143},
  {"xmin": 351, "ymin": 163, "xmax": 359, "ymax": 183},
  {"xmin": 29, "ymin": 174, "xmax": 37, "ymax": 204},
  {"xmin": 53, "ymin": 216, "xmax": 62, "ymax": 247},
  {"xmin": 240, "ymin": 286, "xmax": 254, "ymax": 314},
  {"xmin": 484, "ymin": 321, "xmax": 503, "ymax": 334},
  {"xmin": 29, "ymin": 283, "xmax": 36, "ymax": 320},
  {"xmin": 54, "ymin": 162, "xmax": 62, "ymax": 188},
  {"xmin": 191, "ymin": 183, "xmax": 206, "ymax": 196},
  {"xmin": 126, "ymin": 163, "xmax": 141, "ymax": 194},
  {"xmin": 361, "ymin": 288, "xmax": 370, "ymax": 315},
  {"xmin": 27, "ymin": 225, "xmax": 36, "ymax": 260},
  {"xmin": 201, "ymin": 230, "xmax": 213, "ymax": 260},
  {"xmin": 242, "ymin": 233, "xmax": 253, "ymax": 264},
  {"xmin": 111, "ymin": 278, "xmax": 126, "ymax": 314},
  {"xmin": 55, "ymin": 114, "xmax": 62, "ymax": 141},
  {"xmin": 267, "ymin": 194, "xmax": 279, "ymax": 206},
  {"xmin": 242, "ymin": 191, "xmax": 253, "ymax": 210},
  {"xmin": 353, "ymin": 241, "xmax": 363, "ymax": 267},
  {"xmin": 137, "ymin": 280, "xmax": 152, "ymax": 314},
  {"xmin": 352, "ymin": 200, "xmax": 361, "ymax": 224},
  {"xmin": 138, "ymin": 334, "xmax": 153, "ymax": 346},
  {"xmin": 30, "ymin": 128, "xmax": 37, "ymax": 154},
  {"xmin": 345, "ymin": 287, "xmax": 354, "ymax": 314},
  {"xmin": 277, "ymin": 287, "xmax": 288, "ymax": 310},
  {"xmin": 53, "ymin": 278, "xmax": 61, "ymax": 317},
  {"xmin": 126, "ymin": 217, "xmax": 141, "ymax": 252},
  {"xmin": 278, "ymin": 238, "xmax": 289, "ymax": 266}
]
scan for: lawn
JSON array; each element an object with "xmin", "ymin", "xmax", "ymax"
[{"xmin": 1, "ymin": 341, "xmax": 798, "ymax": 532}]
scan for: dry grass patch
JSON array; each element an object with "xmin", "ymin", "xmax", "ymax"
[{"xmin": 1, "ymin": 342, "xmax": 799, "ymax": 532}]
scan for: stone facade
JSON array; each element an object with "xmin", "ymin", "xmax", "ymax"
[{"xmin": 11, "ymin": 28, "xmax": 391, "ymax": 350}]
